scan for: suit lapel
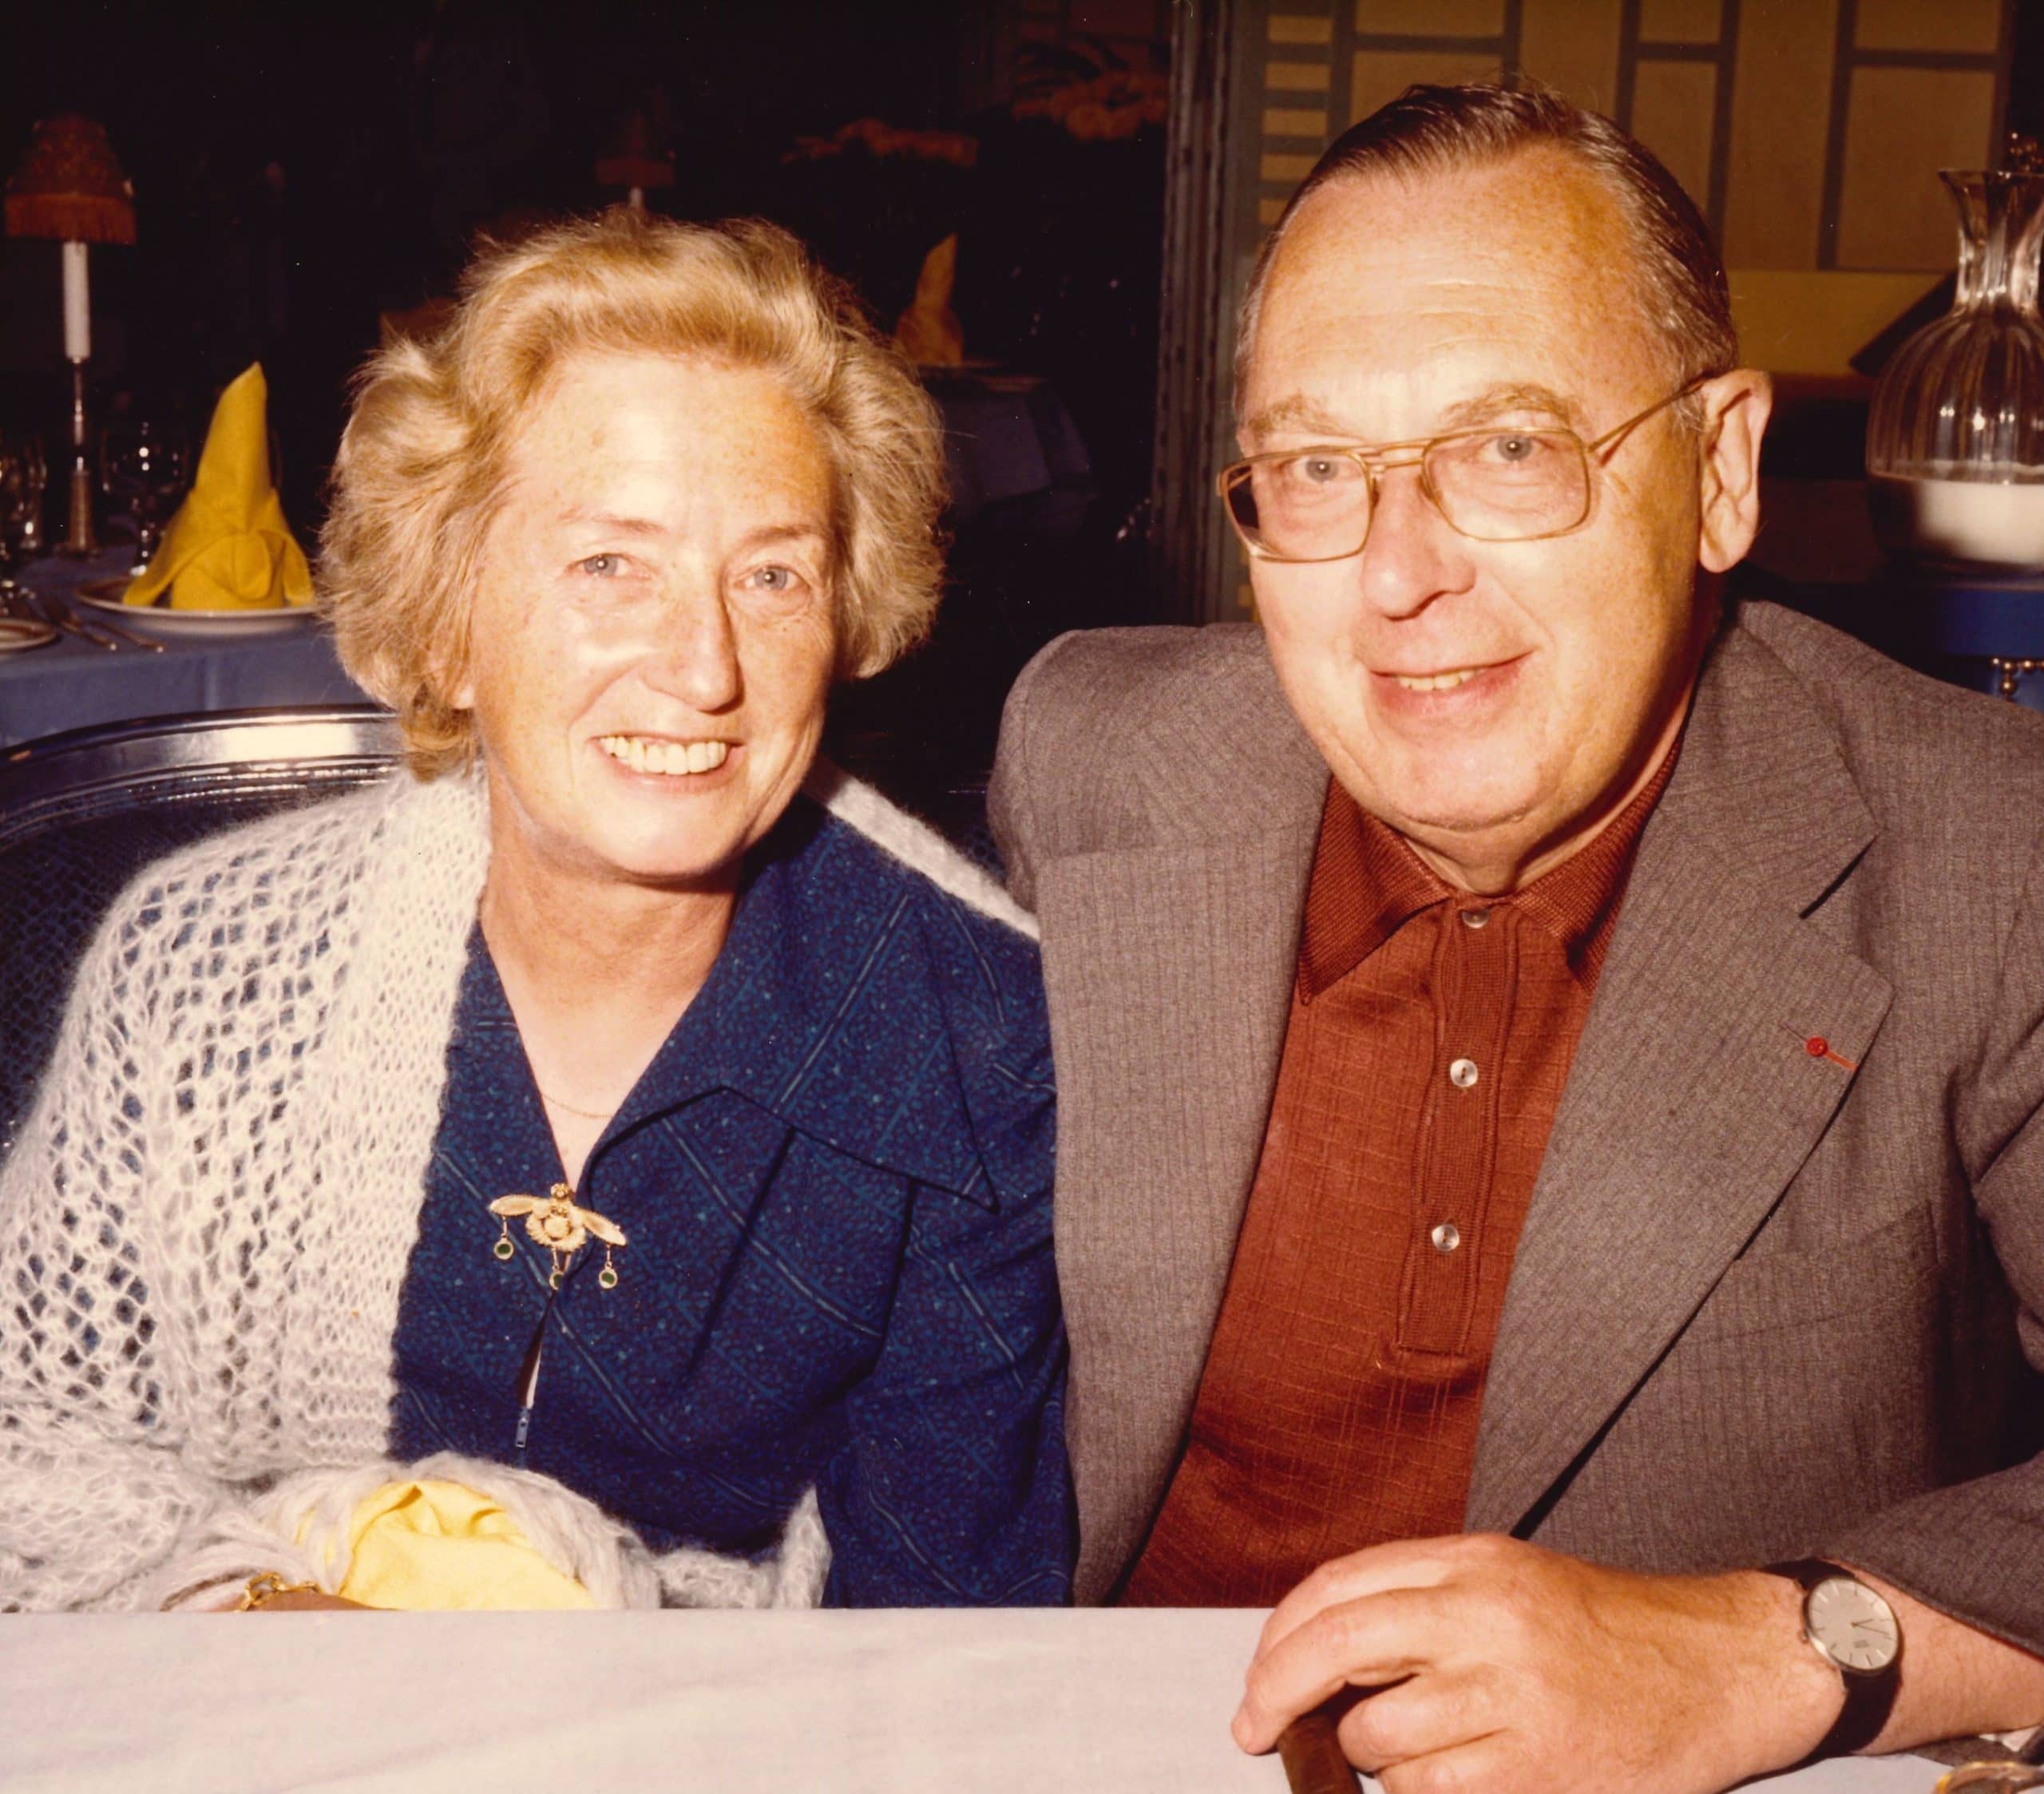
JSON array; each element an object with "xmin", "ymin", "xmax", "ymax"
[
  {"xmin": 1042, "ymin": 639, "xmax": 1327, "ymax": 1600},
  {"xmin": 1466, "ymin": 624, "xmax": 1893, "ymax": 1535}
]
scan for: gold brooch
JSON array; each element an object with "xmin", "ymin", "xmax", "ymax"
[{"xmin": 490, "ymin": 1182, "xmax": 628, "ymax": 1289}]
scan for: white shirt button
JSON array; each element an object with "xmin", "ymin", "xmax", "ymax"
[
  {"xmin": 1448, "ymin": 1057, "xmax": 1479, "ymax": 1089},
  {"xmin": 1460, "ymin": 908, "xmax": 1490, "ymax": 929},
  {"xmin": 1431, "ymin": 1222, "xmax": 1462, "ymax": 1253}
]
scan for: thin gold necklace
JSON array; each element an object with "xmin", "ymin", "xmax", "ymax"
[{"xmin": 537, "ymin": 1086, "xmax": 620, "ymax": 1122}]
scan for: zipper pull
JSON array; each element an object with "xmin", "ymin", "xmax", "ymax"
[{"xmin": 513, "ymin": 1307, "xmax": 548, "ymax": 1453}]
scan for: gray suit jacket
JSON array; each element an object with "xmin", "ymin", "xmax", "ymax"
[{"xmin": 991, "ymin": 601, "xmax": 2044, "ymax": 1646}]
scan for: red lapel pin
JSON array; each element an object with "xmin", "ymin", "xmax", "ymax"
[{"xmin": 1798, "ymin": 1032, "xmax": 1857, "ymax": 1072}]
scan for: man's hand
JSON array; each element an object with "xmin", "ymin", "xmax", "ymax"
[{"xmin": 1232, "ymin": 1534, "xmax": 1841, "ymax": 1794}]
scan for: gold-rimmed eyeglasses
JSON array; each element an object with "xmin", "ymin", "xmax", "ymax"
[{"xmin": 1216, "ymin": 377, "xmax": 1709, "ymax": 564}]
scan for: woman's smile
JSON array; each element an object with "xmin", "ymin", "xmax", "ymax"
[{"xmin": 593, "ymin": 734, "xmax": 735, "ymax": 778}]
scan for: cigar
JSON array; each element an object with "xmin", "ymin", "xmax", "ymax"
[{"xmin": 1278, "ymin": 1705, "xmax": 1361, "ymax": 1794}]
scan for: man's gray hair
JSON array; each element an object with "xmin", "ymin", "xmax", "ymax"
[{"xmin": 1235, "ymin": 82, "xmax": 1739, "ymax": 421}]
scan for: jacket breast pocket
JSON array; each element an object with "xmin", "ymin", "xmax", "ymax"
[
  {"xmin": 1678, "ymin": 1202, "xmax": 1939, "ymax": 1348},
  {"xmin": 1539, "ymin": 1202, "xmax": 1949, "ymax": 1571}
]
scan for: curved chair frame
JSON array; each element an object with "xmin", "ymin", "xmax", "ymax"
[
  {"xmin": 0, "ymin": 705, "xmax": 402, "ymax": 846},
  {"xmin": 0, "ymin": 705, "xmax": 402, "ymax": 1158}
]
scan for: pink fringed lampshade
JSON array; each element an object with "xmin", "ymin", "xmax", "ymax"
[
  {"xmin": 595, "ymin": 107, "xmax": 674, "ymax": 196},
  {"xmin": 5, "ymin": 113, "xmax": 136, "ymax": 244}
]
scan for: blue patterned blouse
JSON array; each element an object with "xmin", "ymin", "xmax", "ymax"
[{"xmin": 387, "ymin": 797, "xmax": 1072, "ymax": 1605}]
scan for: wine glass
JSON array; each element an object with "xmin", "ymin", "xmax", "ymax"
[
  {"xmin": 8, "ymin": 436, "xmax": 47, "ymax": 560},
  {"xmin": 100, "ymin": 421, "xmax": 189, "ymax": 575},
  {"xmin": 0, "ymin": 434, "xmax": 44, "ymax": 587}
]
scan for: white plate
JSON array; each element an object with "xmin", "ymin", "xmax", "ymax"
[
  {"xmin": 74, "ymin": 578, "xmax": 319, "ymax": 636},
  {"xmin": 0, "ymin": 616, "xmax": 57, "ymax": 653}
]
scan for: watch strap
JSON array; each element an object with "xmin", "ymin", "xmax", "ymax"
[{"xmin": 1764, "ymin": 1558, "xmax": 1902, "ymax": 1765}]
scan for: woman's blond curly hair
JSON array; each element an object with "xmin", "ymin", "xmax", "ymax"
[{"xmin": 319, "ymin": 210, "xmax": 947, "ymax": 778}]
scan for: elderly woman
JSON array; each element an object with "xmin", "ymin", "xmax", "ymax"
[{"xmin": 0, "ymin": 213, "xmax": 1068, "ymax": 1612}]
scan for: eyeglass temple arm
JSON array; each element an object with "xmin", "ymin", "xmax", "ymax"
[{"xmin": 1586, "ymin": 374, "xmax": 1713, "ymax": 453}]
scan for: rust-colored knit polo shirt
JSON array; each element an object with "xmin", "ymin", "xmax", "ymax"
[{"xmin": 1122, "ymin": 747, "xmax": 1678, "ymax": 1607}]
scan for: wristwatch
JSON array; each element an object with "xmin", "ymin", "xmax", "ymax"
[{"xmin": 1765, "ymin": 1558, "xmax": 1903, "ymax": 1763}]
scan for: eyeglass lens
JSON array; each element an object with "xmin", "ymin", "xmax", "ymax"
[{"xmin": 1226, "ymin": 428, "xmax": 1593, "ymax": 559}]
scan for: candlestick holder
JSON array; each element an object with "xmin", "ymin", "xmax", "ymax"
[
  {"xmin": 5, "ymin": 114, "xmax": 133, "ymax": 563},
  {"xmin": 58, "ymin": 359, "xmax": 97, "ymax": 557}
]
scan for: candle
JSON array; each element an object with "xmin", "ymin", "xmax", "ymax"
[{"xmin": 61, "ymin": 240, "xmax": 91, "ymax": 362}]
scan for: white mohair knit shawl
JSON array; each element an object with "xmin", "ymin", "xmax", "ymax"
[{"xmin": 0, "ymin": 762, "xmax": 1034, "ymax": 1612}]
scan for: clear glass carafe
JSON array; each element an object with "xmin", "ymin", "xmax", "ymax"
[{"xmin": 1868, "ymin": 170, "xmax": 2044, "ymax": 572}]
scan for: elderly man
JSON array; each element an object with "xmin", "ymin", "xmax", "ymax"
[{"xmin": 991, "ymin": 83, "xmax": 2044, "ymax": 1790}]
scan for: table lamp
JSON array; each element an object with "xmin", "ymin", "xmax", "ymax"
[
  {"xmin": 5, "ymin": 113, "xmax": 136, "ymax": 556},
  {"xmin": 596, "ymin": 105, "xmax": 674, "ymax": 213}
]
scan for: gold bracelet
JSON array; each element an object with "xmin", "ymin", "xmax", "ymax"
[{"xmin": 236, "ymin": 1570, "xmax": 319, "ymax": 1611}]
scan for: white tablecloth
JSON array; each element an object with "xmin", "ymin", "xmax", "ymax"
[{"xmin": 0, "ymin": 1609, "xmax": 1952, "ymax": 1793}]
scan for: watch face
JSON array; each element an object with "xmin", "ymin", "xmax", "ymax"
[{"xmin": 1808, "ymin": 1576, "xmax": 1900, "ymax": 1673}]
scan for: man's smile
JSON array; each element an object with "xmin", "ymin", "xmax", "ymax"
[
  {"xmin": 1389, "ymin": 667, "xmax": 1482, "ymax": 691},
  {"xmin": 1367, "ymin": 655, "xmax": 1528, "ymax": 713}
]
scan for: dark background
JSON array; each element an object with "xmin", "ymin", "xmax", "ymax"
[{"xmin": 0, "ymin": 0, "xmax": 1175, "ymax": 799}]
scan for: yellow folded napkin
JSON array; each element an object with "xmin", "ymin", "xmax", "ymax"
[
  {"xmin": 893, "ymin": 234, "xmax": 965, "ymax": 367},
  {"xmin": 329, "ymin": 1478, "xmax": 597, "ymax": 1612},
  {"xmin": 123, "ymin": 362, "xmax": 313, "ymax": 610}
]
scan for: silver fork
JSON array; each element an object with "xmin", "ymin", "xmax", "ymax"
[
  {"xmin": 4, "ymin": 575, "xmax": 165, "ymax": 651},
  {"xmin": 57, "ymin": 592, "xmax": 164, "ymax": 652},
  {"xmin": 11, "ymin": 585, "xmax": 122, "ymax": 651}
]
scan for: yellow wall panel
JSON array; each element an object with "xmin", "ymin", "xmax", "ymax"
[
  {"xmin": 1265, "ymin": 107, "xmax": 1329, "ymax": 136},
  {"xmin": 1261, "ymin": 150, "xmax": 1322, "ymax": 184},
  {"xmin": 1357, "ymin": 0, "xmax": 1504, "ymax": 32},
  {"xmin": 1721, "ymin": 0, "xmax": 1838, "ymax": 267},
  {"xmin": 1854, "ymin": 0, "xmax": 2002, "ymax": 53},
  {"xmin": 1266, "ymin": 61, "xmax": 1333, "ymax": 92},
  {"xmin": 1836, "ymin": 67, "xmax": 1997, "ymax": 269},
  {"xmin": 1349, "ymin": 50, "xmax": 1504, "ymax": 126},
  {"xmin": 1519, "ymin": 0, "xmax": 1623, "ymax": 113},
  {"xmin": 1270, "ymin": 14, "xmax": 1335, "ymax": 45},
  {"xmin": 1630, "ymin": 60, "xmax": 1717, "ymax": 216},
  {"xmin": 1638, "ymin": 0, "xmax": 1723, "ymax": 42},
  {"xmin": 1730, "ymin": 269, "xmax": 1943, "ymax": 373}
]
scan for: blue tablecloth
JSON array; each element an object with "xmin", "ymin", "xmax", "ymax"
[
  {"xmin": 0, "ymin": 552, "xmax": 370, "ymax": 750},
  {"xmin": 928, "ymin": 370, "xmax": 1091, "ymax": 521}
]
